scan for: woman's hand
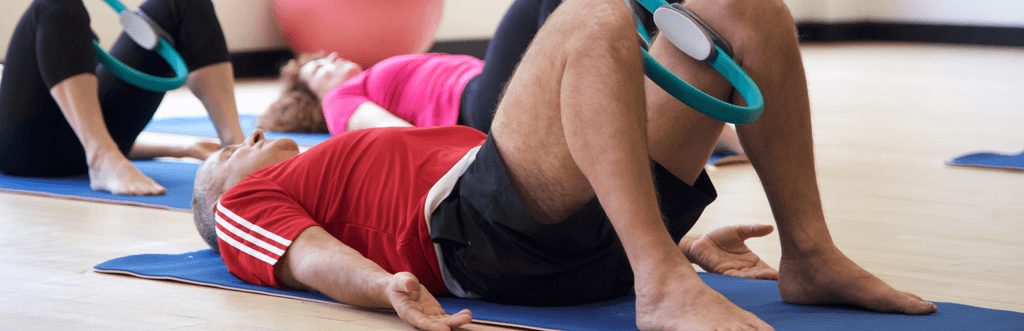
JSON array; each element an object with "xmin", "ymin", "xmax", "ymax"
[{"xmin": 386, "ymin": 272, "xmax": 472, "ymax": 331}]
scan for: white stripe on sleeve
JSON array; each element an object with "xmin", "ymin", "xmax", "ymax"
[
  {"xmin": 217, "ymin": 202, "xmax": 293, "ymax": 246},
  {"xmin": 216, "ymin": 227, "xmax": 278, "ymax": 265},
  {"xmin": 216, "ymin": 214, "xmax": 286, "ymax": 257}
]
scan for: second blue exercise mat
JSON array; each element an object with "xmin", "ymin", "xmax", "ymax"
[
  {"xmin": 94, "ymin": 249, "xmax": 1024, "ymax": 331},
  {"xmin": 0, "ymin": 160, "xmax": 197, "ymax": 210},
  {"xmin": 947, "ymin": 150, "xmax": 1024, "ymax": 171},
  {"xmin": 145, "ymin": 114, "xmax": 332, "ymax": 146}
]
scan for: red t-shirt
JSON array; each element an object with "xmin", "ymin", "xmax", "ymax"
[
  {"xmin": 216, "ymin": 126, "xmax": 487, "ymax": 294},
  {"xmin": 322, "ymin": 53, "xmax": 484, "ymax": 135}
]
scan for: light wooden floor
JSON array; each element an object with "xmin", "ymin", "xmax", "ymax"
[{"xmin": 2, "ymin": 42, "xmax": 1022, "ymax": 330}]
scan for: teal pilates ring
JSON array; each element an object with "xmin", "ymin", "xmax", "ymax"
[
  {"xmin": 577, "ymin": 0, "xmax": 764, "ymax": 124},
  {"xmin": 92, "ymin": 0, "xmax": 188, "ymax": 92},
  {"xmin": 641, "ymin": 44, "xmax": 763, "ymax": 124}
]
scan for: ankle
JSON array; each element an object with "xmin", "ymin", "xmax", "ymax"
[
  {"xmin": 781, "ymin": 241, "xmax": 841, "ymax": 263},
  {"xmin": 779, "ymin": 226, "xmax": 837, "ymax": 258},
  {"xmin": 633, "ymin": 257, "xmax": 700, "ymax": 292},
  {"xmin": 87, "ymin": 147, "xmax": 125, "ymax": 169}
]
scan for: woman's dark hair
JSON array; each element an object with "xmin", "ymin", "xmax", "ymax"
[{"xmin": 257, "ymin": 52, "xmax": 330, "ymax": 133}]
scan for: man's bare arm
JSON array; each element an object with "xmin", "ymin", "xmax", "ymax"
[
  {"xmin": 275, "ymin": 226, "xmax": 471, "ymax": 331},
  {"xmin": 678, "ymin": 224, "xmax": 778, "ymax": 280}
]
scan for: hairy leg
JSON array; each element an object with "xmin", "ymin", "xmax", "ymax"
[
  {"xmin": 649, "ymin": 0, "xmax": 936, "ymax": 315},
  {"xmin": 490, "ymin": 0, "xmax": 770, "ymax": 329}
]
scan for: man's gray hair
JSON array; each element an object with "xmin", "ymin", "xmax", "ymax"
[{"xmin": 192, "ymin": 157, "xmax": 227, "ymax": 252}]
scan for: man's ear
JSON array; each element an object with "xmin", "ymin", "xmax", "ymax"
[{"xmin": 211, "ymin": 197, "xmax": 222, "ymax": 215}]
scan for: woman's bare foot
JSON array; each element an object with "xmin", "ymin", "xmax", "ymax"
[
  {"xmin": 89, "ymin": 153, "xmax": 166, "ymax": 196},
  {"xmin": 185, "ymin": 141, "xmax": 222, "ymax": 160},
  {"xmin": 635, "ymin": 264, "xmax": 774, "ymax": 331},
  {"xmin": 778, "ymin": 246, "xmax": 938, "ymax": 315}
]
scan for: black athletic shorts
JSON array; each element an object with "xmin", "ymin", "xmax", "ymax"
[{"xmin": 430, "ymin": 135, "xmax": 717, "ymax": 306}]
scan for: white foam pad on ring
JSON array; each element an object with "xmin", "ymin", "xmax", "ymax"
[
  {"xmin": 653, "ymin": 6, "xmax": 714, "ymax": 61},
  {"xmin": 119, "ymin": 11, "xmax": 159, "ymax": 50}
]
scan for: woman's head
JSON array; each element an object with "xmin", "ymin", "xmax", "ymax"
[
  {"xmin": 299, "ymin": 52, "xmax": 364, "ymax": 96},
  {"xmin": 258, "ymin": 52, "xmax": 364, "ymax": 133}
]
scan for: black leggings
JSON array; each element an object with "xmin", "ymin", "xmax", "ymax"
[
  {"xmin": 0, "ymin": 0, "xmax": 229, "ymax": 177},
  {"xmin": 458, "ymin": 0, "xmax": 563, "ymax": 134}
]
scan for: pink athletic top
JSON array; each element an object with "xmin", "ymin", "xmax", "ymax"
[{"xmin": 321, "ymin": 53, "xmax": 484, "ymax": 135}]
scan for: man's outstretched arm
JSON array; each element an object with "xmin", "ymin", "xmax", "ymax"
[{"xmin": 276, "ymin": 226, "xmax": 471, "ymax": 331}]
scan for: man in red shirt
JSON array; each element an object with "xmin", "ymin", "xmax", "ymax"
[{"xmin": 191, "ymin": 0, "xmax": 937, "ymax": 330}]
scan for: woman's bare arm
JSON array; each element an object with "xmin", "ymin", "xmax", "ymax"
[
  {"xmin": 186, "ymin": 62, "xmax": 245, "ymax": 146},
  {"xmin": 346, "ymin": 101, "xmax": 415, "ymax": 131}
]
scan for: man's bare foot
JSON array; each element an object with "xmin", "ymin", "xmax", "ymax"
[
  {"xmin": 635, "ymin": 264, "xmax": 774, "ymax": 331},
  {"xmin": 185, "ymin": 141, "xmax": 222, "ymax": 160},
  {"xmin": 778, "ymin": 246, "xmax": 937, "ymax": 315},
  {"xmin": 89, "ymin": 153, "xmax": 166, "ymax": 196}
]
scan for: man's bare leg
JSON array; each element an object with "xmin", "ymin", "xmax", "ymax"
[
  {"xmin": 646, "ymin": 0, "xmax": 936, "ymax": 314},
  {"xmin": 490, "ymin": 0, "xmax": 770, "ymax": 329}
]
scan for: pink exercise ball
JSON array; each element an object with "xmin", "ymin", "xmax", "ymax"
[{"xmin": 272, "ymin": 0, "xmax": 444, "ymax": 68}]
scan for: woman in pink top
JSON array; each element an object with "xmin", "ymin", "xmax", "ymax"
[
  {"xmin": 258, "ymin": 51, "xmax": 489, "ymax": 135},
  {"xmin": 259, "ymin": 0, "xmax": 580, "ymax": 137}
]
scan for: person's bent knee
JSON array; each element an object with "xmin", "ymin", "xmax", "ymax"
[
  {"xmin": 174, "ymin": 0, "xmax": 216, "ymax": 13},
  {"xmin": 552, "ymin": 0, "xmax": 639, "ymax": 57},
  {"xmin": 698, "ymin": 0, "xmax": 795, "ymax": 34},
  {"xmin": 37, "ymin": 1, "xmax": 92, "ymax": 31}
]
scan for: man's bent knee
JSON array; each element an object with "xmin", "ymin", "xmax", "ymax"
[
  {"xmin": 548, "ymin": 0, "xmax": 638, "ymax": 47},
  {"xmin": 689, "ymin": 0, "xmax": 795, "ymax": 37}
]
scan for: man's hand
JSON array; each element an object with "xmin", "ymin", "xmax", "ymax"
[
  {"xmin": 386, "ymin": 272, "xmax": 472, "ymax": 331},
  {"xmin": 679, "ymin": 224, "xmax": 778, "ymax": 280}
]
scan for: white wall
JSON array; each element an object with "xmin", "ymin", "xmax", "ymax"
[
  {"xmin": 437, "ymin": 0, "xmax": 515, "ymax": 40},
  {"xmin": 783, "ymin": 0, "xmax": 1024, "ymax": 27},
  {"xmin": 2, "ymin": 0, "xmax": 1022, "ymax": 62},
  {"xmin": 0, "ymin": 0, "xmax": 515, "ymax": 61},
  {"xmin": 0, "ymin": 0, "xmax": 288, "ymax": 57}
]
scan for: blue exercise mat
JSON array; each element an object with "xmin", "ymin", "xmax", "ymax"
[
  {"xmin": 0, "ymin": 160, "xmax": 197, "ymax": 211},
  {"xmin": 947, "ymin": 150, "xmax": 1024, "ymax": 171},
  {"xmin": 707, "ymin": 150, "xmax": 748, "ymax": 166},
  {"xmin": 94, "ymin": 249, "xmax": 1024, "ymax": 331},
  {"xmin": 145, "ymin": 114, "xmax": 332, "ymax": 147}
]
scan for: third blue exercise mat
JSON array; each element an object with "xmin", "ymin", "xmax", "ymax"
[
  {"xmin": 0, "ymin": 160, "xmax": 196, "ymax": 210},
  {"xmin": 947, "ymin": 150, "xmax": 1024, "ymax": 171},
  {"xmin": 145, "ymin": 114, "xmax": 332, "ymax": 146},
  {"xmin": 94, "ymin": 250, "xmax": 1024, "ymax": 331}
]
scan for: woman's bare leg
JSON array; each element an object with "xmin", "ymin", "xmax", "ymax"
[{"xmin": 50, "ymin": 74, "xmax": 165, "ymax": 195}]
